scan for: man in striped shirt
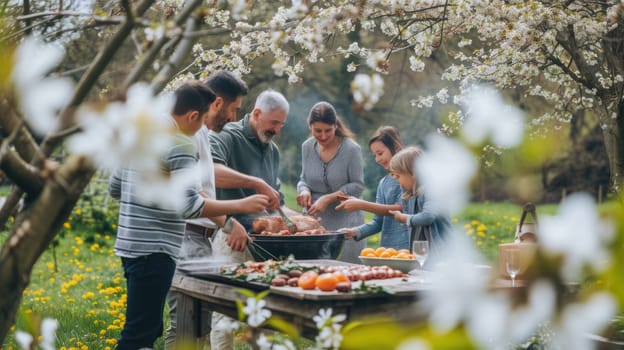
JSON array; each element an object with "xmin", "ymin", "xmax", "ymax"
[{"xmin": 109, "ymin": 81, "xmax": 269, "ymax": 350}]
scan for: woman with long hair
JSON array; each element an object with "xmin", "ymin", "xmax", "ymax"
[{"xmin": 296, "ymin": 101, "xmax": 365, "ymax": 263}]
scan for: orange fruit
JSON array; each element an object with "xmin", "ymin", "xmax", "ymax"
[
  {"xmin": 385, "ymin": 248, "xmax": 397, "ymax": 256},
  {"xmin": 333, "ymin": 272, "xmax": 349, "ymax": 283},
  {"xmin": 362, "ymin": 251, "xmax": 376, "ymax": 257},
  {"xmin": 374, "ymin": 247, "xmax": 386, "ymax": 257},
  {"xmin": 395, "ymin": 252, "xmax": 410, "ymax": 259},
  {"xmin": 360, "ymin": 247, "xmax": 375, "ymax": 256},
  {"xmin": 315, "ymin": 273, "xmax": 339, "ymax": 291},
  {"xmin": 380, "ymin": 250, "xmax": 394, "ymax": 258},
  {"xmin": 298, "ymin": 271, "xmax": 319, "ymax": 290}
]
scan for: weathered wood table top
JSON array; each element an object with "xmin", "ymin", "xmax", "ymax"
[{"xmin": 170, "ymin": 264, "xmax": 434, "ymax": 342}]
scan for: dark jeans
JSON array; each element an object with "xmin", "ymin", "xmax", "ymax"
[{"xmin": 117, "ymin": 253, "xmax": 176, "ymax": 350}]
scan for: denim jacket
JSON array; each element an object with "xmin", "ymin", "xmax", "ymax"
[{"xmin": 404, "ymin": 191, "xmax": 452, "ymax": 258}]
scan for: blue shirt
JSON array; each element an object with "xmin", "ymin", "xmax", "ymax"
[{"xmin": 353, "ymin": 175, "xmax": 410, "ymax": 250}]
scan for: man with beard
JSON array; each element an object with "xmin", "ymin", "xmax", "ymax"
[
  {"xmin": 164, "ymin": 71, "xmax": 252, "ymax": 349},
  {"xmin": 208, "ymin": 89, "xmax": 290, "ymax": 349}
]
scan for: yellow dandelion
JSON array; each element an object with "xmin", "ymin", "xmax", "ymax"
[{"xmin": 63, "ymin": 222, "xmax": 71, "ymax": 230}]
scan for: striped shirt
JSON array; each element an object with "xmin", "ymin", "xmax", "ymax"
[{"xmin": 109, "ymin": 133, "xmax": 205, "ymax": 259}]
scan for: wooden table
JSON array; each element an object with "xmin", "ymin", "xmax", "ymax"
[
  {"xmin": 169, "ymin": 259, "xmax": 535, "ymax": 346},
  {"xmin": 170, "ymin": 269, "xmax": 432, "ymax": 342}
]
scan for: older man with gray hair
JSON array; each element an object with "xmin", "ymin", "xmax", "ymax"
[{"xmin": 208, "ymin": 89, "xmax": 291, "ymax": 349}]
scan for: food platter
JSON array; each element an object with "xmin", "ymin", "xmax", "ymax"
[{"xmin": 358, "ymin": 256, "xmax": 421, "ymax": 273}]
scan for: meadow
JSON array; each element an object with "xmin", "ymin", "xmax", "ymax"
[{"xmin": 0, "ymin": 184, "xmax": 614, "ymax": 350}]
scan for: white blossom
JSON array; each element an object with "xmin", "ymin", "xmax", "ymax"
[
  {"xmin": 68, "ymin": 83, "xmax": 175, "ymax": 174},
  {"xmin": 396, "ymin": 338, "xmax": 430, "ymax": 350},
  {"xmin": 416, "ymin": 134, "xmax": 477, "ymax": 216},
  {"xmin": 134, "ymin": 164, "xmax": 202, "ymax": 211},
  {"xmin": 551, "ymin": 292, "xmax": 616, "ymax": 350},
  {"xmin": 460, "ymin": 84, "xmax": 525, "ymax": 148},
  {"xmin": 509, "ymin": 280, "xmax": 556, "ymax": 342},
  {"xmin": 15, "ymin": 331, "xmax": 33, "ymax": 350},
  {"xmin": 313, "ymin": 308, "xmax": 346, "ymax": 329},
  {"xmin": 12, "ymin": 36, "xmax": 74, "ymax": 135},
  {"xmin": 409, "ymin": 56, "xmax": 426, "ymax": 72},
  {"xmin": 537, "ymin": 193, "xmax": 613, "ymax": 281},
  {"xmin": 426, "ymin": 234, "xmax": 491, "ymax": 332},
  {"xmin": 144, "ymin": 25, "xmax": 164, "ymax": 42},
  {"xmin": 351, "ymin": 73, "xmax": 384, "ymax": 110},
  {"xmin": 40, "ymin": 318, "xmax": 58, "ymax": 350},
  {"xmin": 242, "ymin": 297, "xmax": 272, "ymax": 327},
  {"xmin": 366, "ymin": 50, "xmax": 388, "ymax": 72},
  {"xmin": 214, "ymin": 317, "xmax": 241, "ymax": 332},
  {"xmin": 229, "ymin": 0, "xmax": 247, "ymax": 20},
  {"xmin": 314, "ymin": 323, "xmax": 343, "ymax": 350},
  {"xmin": 15, "ymin": 317, "xmax": 58, "ymax": 350}
]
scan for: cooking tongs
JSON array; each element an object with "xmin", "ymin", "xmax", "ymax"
[{"xmin": 277, "ymin": 207, "xmax": 297, "ymax": 234}]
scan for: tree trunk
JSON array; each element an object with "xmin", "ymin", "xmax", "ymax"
[
  {"xmin": 0, "ymin": 156, "xmax": 95, "ymax": 341},
  {"xmin": 599, "ymin": 94, "xmax": 624, "ymax": 193}
]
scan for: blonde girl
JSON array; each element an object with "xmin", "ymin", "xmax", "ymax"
[{"xmin": 388, "ymin": 146, "xmax": 452, "ymax": 262}]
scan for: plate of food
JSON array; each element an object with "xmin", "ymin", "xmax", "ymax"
[{"xmin": 358, "ymin": 256, "xmax": 420, "ymax": 273}]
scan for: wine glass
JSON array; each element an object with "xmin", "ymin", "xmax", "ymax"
[
  {"xmin": 505, "ymin": 249, "xmax": 521, "ymax": 287},
  {"xmin": 412, "ymin": 240, "xmax": 429, "ymax": 270}
]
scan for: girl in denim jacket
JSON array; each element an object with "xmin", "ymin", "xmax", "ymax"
[{"xmin": 388, "ymin": 146, "xmax": 452, "ymax": 262}]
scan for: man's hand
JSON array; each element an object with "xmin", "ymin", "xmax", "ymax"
[
  {"xmin": 335, "ymin": 198, "xmax": 362, "ymax": 212},
  {"xmin": 388, "ymin": 210, "xmax": 408, "ymax": 224},
  {"xmin": 240, "ymin": 194, "xmax": 271, "ymax": 214},
  {"xmin": 254, "ymin": 180, "xmax": 281, "ymax": 210},
  {"xmin": 226, "ymin": 219, "xmax": 248, "ymax": 252}
]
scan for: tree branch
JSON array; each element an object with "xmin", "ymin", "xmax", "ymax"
[
  {"xmin": 124, "ymin": 0, "xmax": 205, "ymax": 89},
  {"xmin": 151, "ymin": 3, "xmax": 205, "ymax": 93},
  {"xmin": 40, "ymin": 0, "xmax": 156, "ymax": 158}
]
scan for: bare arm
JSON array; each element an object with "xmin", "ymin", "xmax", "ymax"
[
  {"xmin": 213, "ymin": 163, "xmax": 280, "ymax": 209},
  {"xmin": 197, "ymin": 195, "xmax": 269, "ymax": 218},
  {"xmin": 336, "ymin": 198, "xmax": 402, "ymax": 215}
]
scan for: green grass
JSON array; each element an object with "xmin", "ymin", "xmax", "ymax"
[{"xmin": 2, "ymin": 183, "xmax": 618, "ymax": 349}]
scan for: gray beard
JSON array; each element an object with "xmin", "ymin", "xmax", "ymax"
[{"xmin": 257, "ymin": 131, "xmax": 275, "ymax": 144}]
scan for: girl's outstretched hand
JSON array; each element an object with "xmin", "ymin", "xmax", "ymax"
[
  {"xmin": 388, "ymin": 210, "xmax": 408, "ymax": 224},
  {"xmin": 335, "ymin": 198, "xmax": 361, "ymax": 212},
  {"xmin": 338, "ymin": 228, "xmax": 356, "ymax": 239}
]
